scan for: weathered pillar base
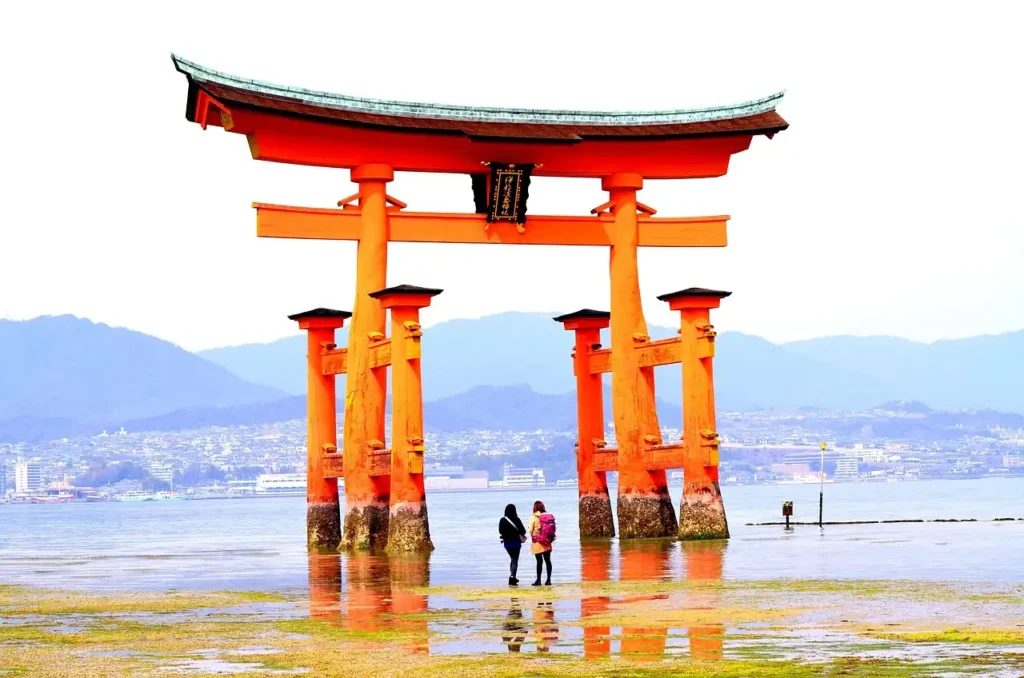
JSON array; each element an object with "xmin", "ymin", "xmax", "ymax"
[
  {"xmin": 385, "ymin": 503, "xmax": 434, "ymax": 553},
  {"xmin": 341, "ymin": 503, "xmax": 390, "ymax": 551},
  {"xmin": 307, "ymin": 502, "xmax": 342, "ymax": 550},
  {"xmin": 678, "ymin": 487, "xmax": 730, "ymax": 540},
  {"xmin": 579, "ymin": 493, "xmax": 616, "ymax": 538},
  {"xmin": 617, "ymin": 492, "xmax": 678, "ymax": 539}
]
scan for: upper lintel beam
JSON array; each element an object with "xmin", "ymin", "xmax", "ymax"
[{"xmin": 254, "ymin": 203, "xmax": 728, "ymax": 248}]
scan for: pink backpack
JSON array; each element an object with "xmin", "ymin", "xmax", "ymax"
[{"xmin": 535, "ymin": 513, "xmax": 557, "ymax": 547}]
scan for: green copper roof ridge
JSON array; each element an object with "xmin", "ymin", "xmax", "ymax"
[{"xmin": 171, "ymin": 54, "xmax": 785, "ymax": 127}]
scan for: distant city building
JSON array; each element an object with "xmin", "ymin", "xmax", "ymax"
[
  {"xmin": 424, "ymin": 466, "xmax": 488, "ymax": 491},
  {"xmin": 771, "ymin": 463, "xmax": 812, "ymax": 475},
  {"xmin": 255, "ymin": 473, "xmax": 306, "ymax": 495},
  {"xmin": 835, "ymin": 457, "xmax": 860, "ymax": 479},
  {"xmin": 425, "ymin": 465, "xmax": 465, "ymax": 477},
  {"xmin": 149, "ymin": 462, "xmax": 175, "ymax": 485},
  {"xmin": 0, "ymin": 465, "xmax": 7, "ymax": 496},
  {"xmin": 1003, "ymin": 455, "xmax": 1024, "ymax": 468},
  {"xmin": 15, "ymin": 460, "xmax": 42, "ymax": 493},
  {"xmin": 502, "ymin": 464, "xmax": 545, "ymax": 488}
]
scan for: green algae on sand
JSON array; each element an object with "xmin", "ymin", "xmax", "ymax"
[{"xmin": 2, "ymin": 580, "xmax": 1024, "ymax": 677}]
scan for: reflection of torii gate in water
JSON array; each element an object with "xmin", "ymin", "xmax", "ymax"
[{"xmin": 172, "ymin": 56, "xmax": 788, "ymax": 551}]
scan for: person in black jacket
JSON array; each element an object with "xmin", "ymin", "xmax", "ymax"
[{"xmin": 498, "ymin": 503, "xmax": 527, "ymax": 586}]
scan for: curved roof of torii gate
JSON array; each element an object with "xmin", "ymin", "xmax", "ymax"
[{"xmin": 172, "ymin": 55, "xmax": 788, "ymax": 178}]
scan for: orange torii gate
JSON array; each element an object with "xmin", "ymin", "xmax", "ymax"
[{"xmin": 172, "ymin": 55, "xmax": 787, "ymax": 550}]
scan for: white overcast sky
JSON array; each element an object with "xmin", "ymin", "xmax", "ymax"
[{"xmin": 1, "ymin": 1, "xmax": 1021, "ymax": 351}]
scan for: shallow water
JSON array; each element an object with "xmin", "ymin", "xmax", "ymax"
[
  {"xmin": 2, "ymin": 481, "xmax": 1023, "ymax": 675},
  {"xmin": 1, "ymin": 478, "xmax": 1021, "ymax": 591}
]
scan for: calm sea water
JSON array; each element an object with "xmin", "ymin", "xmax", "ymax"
[{"xmin": 1, "ymin": 478, "xmax": 1021, "ymax": 591}]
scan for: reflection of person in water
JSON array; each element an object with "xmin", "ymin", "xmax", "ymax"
[
  {"xmin": 501, "ymin": 598, "xmax": 526, "ymax": 653},
  {"xmin": 534, "ymin": 601, "xmax": 559, "ymax": 653}
]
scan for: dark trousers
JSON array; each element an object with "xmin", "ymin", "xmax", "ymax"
[
  {"xmin": 505, "ymin": 545, "xmax": 521, "ymax": 579},
  {"xmin": 535, "ymin": 550, "xmax": 552, "ymax": 583}
]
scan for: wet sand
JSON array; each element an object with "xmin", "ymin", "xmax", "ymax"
[{"xmin": 2, "ymin": 544, "xmax": 1022, "ymax": 677}]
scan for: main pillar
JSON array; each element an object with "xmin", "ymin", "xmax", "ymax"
[
  {"xmin": 604, "ymin": 173, "xmax": 677, "ymax": 538},
  {"xmin": 554, "ymin": 310, "xmax": 614, "ymax": 538},
  {"xmin": 342, "ymin": 164, "xmax": 393, "ymax": 550},
  {"xmin": 371, "ymin": 284, "xmax": 442, "ymax": 553},
  {"xmin": 659, "ymin": 288, "xmax": 730, "ymax": 540},
  {"xmin": 289, "ymin": 308, "xmax": 350, "ymax": 550}
]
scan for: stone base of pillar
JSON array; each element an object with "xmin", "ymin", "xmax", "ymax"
[
  {"xmin": 579, "ymin": 493, "xmax": 615, "ymax": 538},
  {"xmin": 385, "ymin": 503, "xmax": 434, "ymax": 553},
  {"xmin": 307, "ymin": 501, "xmax": 342, "ymax": 550},
  {"xmin": 341, "ymin": 503, "xmax": 390, "ymax": 551},
  {"xmin": 678, "ymin": 487, "xmax": 730, "ymax": 540},
  {"xmin": 616, "ymin": 492, "xmax": 678, "ymax": 538}
]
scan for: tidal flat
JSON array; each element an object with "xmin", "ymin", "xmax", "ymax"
[{"xmin": 1, "ymin": 578, "xmax": 1022, "ymax": 677}]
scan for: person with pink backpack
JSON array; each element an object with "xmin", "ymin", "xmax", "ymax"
[{"xmin": 528, "ymin": 500, "xmax": 556, "ymax": 586}]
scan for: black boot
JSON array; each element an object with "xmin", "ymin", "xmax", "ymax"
[
  {"xmin": 509, "ymin": 576, "xmax": 518, "ymax": 587},
  {"xmin": 531, "ymin": 580, "xmax": 542, "ymax": 586}
]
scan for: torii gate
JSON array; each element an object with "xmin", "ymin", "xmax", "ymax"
[{"xmin": 172, "ymin": 55, "xmax": 787, "ymax": 550}]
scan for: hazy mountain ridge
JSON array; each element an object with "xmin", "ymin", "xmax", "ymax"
[
  {"xmin": 0, "ymin": 315, "xmax": 284, "ymax": 424},
  {"xmin": 200, "ymin": 312, "xmax": 1023, "ymax": 413},
  {"xmin": 2, "ymin": 313, "xmax": 1022, "ymax": 443},
  {"xmin": 783, "ymin": 331, "xmax": 1024, "ymax": 413}
]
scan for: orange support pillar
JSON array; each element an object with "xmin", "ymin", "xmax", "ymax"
[
  {"xmin": 372, "ymin": 284, "xmax": 441, "ymax": 552},
  {"xmin": 604, "ymin": 173, "xmax": 676, "ymax": 538},
  {"xmin": 659, "ymin": 288, "xmax": 730, "ymax": 540},
  {"xmin": 554, "ymin": 309, "xmax": 614, "ymax": 538},
  {"xmin": 289, "ymin": 308, "xmax": 350, "ymax": 549},
  {"xmin": 342, "ymin": 164, "xmax": 393, "ymax": 551}
]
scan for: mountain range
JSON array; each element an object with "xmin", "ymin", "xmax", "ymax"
[
  {"xmin": 0, "ymin": 315, "xmax": 282, "ymax": 424},
  {"xmin": 1, "ymin": 313, "xmax": 1022, "ymax": 443},
  {"xmin": 200, "ymin": 312, "xmax": 1024, "ymax": 413}
]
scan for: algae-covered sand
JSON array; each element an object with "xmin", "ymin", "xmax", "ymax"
[{"xmin": 1, "ymin": 579, "xmax": 1022, "ymax": 676}]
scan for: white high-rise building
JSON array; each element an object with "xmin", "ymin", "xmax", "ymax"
[
  {"xmin": 835, "ymin": 457, "xmax": 859, "ymax": 480},
  {"xmin": 15, "ymin": 461, "xmax": 42, "ymax": 493},
  {"xmin": 149, "ymin": 462, "xmax": 175, "ymax": 485},
  {"xmin": 502, "ymin": 464, "xmax": 546, "ymax": 488}
]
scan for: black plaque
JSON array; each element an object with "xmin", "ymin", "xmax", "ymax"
[{"xmin": 485, "ymin": 163, "xmax": 533, "ymax": 224}]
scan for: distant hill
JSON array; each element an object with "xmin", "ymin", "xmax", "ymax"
[
  {"xmin": 114, "ymin": 384, "xmax": 681, "ymax": 436},
  {"xmin": 0, "ymin": 316, "xmax": 284, "ymax": 425},
  {"xmin": 0, "ymin": 415, "xmax": 98, "ymax": 444},
  {"xmin": 201, "ymin": 314, "xmax": 1024, "ymax": 414},
  {"xmin": 198, "ymin": 312, "xmax": 902, "ymax": 411},
  {"xmin": 784, "ymin": 331, "xmax": 1024, "ymax": 413},
  {"xmin": 197, "ymin": 313, "xmax": 581, "ymax": 399},
  {"xmin": 4, "ymin": 313, "xmax": 1022, "ymax": 443},
  {"xmin": 5, "ymin": 378, "xmax": 1022, "ymax": 444},
  {"xmin": 199, "ymin": 335, "xmax": 311, "ymax": 396},
  {"xmin": 118, "ymin": 395, "xmax": 307, "ymax": 434},
  {"xmin": 424, "ymin": 384, "xmax": 683, "ymax": 433},
  {"xmin": 19, "ymin": 385, "xmax": 1018, "ymax": 445}
]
